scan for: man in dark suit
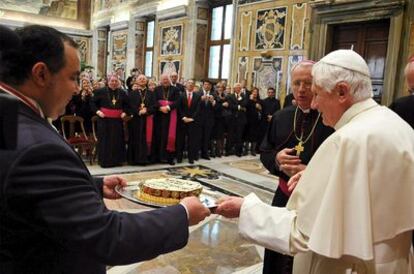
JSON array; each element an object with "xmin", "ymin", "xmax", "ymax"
[
  {"xmin": 176, "ymin": 80, "xmax": 201, "ymax": 164},
  {"xmin": 227, "ymin": 83, "xmax": 249, "ymax": 157},
  {"xmin": 389, "ymin": 58, "xmax": 414, "ymax": 129},
  {"xmin": 0, "ymin": 25, "xmax": 210, "ymax": 274},
  {"xmin": 170, "ymin": 72, "xmax": 185, "ymax": 95},
  {"xmin": 198, "ymin": 80, "xmax": 217, "ymax": 159}
]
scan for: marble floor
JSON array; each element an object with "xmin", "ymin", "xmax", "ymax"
[{"xmin": 89, "ymin": 155, "xmax": 279, "ymax": 274}]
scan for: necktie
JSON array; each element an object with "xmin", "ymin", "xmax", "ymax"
[{"xmin": 187, "ymin": 92, "xmax": 192, "ymax": 107}]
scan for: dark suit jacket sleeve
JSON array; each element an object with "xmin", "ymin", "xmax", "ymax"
[
  {"xmin": 5, "ymin": 144, "xmax": 189, "ymax": 265},
  {"xmin": 93, "ymin": 176, "xmax": 104, "ymax": 198}
]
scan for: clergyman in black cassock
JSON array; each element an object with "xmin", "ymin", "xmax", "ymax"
[
  {"xmin": 152, "ymin": 75, "xmax": 180, "ymax": 164},
  {"xmin": 126, "ymin": 77, "xmax": 156, "ymax": 165},
  {"xmin": 90, "ymin": 76, "xmax": 128, "ymax": 167},
  {"xmin": 259, "ymin": 62, "xmax": 334, "ymax": 274}
]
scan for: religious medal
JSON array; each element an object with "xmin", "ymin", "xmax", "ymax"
[
  {"xmin": 293, "ymin": 107, "xmax": 321, "ymax": 157},
  {"xmin": 295, "ymin": 141, "xmax": 305, "ymax": 156}
]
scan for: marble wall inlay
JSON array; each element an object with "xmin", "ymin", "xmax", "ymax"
[
  {"xmin": 290, "ymin": 3, "xmax": 307, "ymax": 50},
  {"xmin": 239, "ymin": 11, "xmax": 253, "ymax": 51},
  {"xmin": 255, "ymin": 7, "xmax": 287, "ymax": 50},
  {"xmin": 111, "ymin": 29, "xmax": 128, "ymax": 72},
  {"xmin": 254, "ymin": 57, "xmax": 283, "ymax": 98}
]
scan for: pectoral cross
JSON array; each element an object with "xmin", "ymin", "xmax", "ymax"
[
  {"xmin": 295, "ymin": 141, "xmax": 304, "ymax": 156},
  {"xmin": 112, "ymin": 98, "xmax": 117, "ymax": 106},
  {"xmin": 140, "ymin": 103, "xmax": 145, "ymax": 109}
]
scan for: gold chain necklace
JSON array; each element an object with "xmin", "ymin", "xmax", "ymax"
[
  {"xmin": 108, "ymin": 89, "xmax": 119, "ymax": 106},
  {"xmin": 293, "ymin": 107, "xmax": 321, "ymax": 156},
  {"xmin": 139, "ymin": 88, "xmax": 147, "ymax": 109}
]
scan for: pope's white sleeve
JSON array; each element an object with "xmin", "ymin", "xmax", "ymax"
[{"xmin": 238, "ymin": 193, "xmax": 296, "ymax": 255}]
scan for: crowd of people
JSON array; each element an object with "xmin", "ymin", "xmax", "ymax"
[{"xmin": 56, "ymin": 70, "xmax": 284, "ymax": 167}]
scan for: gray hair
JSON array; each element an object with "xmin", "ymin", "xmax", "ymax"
[{"xmin": 312, "ymin": 62, "xmax": 373, "ymax": 102}]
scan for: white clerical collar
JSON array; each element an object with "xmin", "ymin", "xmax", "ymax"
[
  {"xmin": 0, "ymin": 82, "xmax": 45, "ymax": 118},
  {"xmin": 298, "ymin": 106, "xmax": 310, "ymax": 113},
  {"xmin": 334, "ymin": 98, "xmax": 378, "ymax": 130}
]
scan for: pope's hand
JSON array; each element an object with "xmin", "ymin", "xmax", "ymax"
[
  {"xmin": 215, "ymin": 196, "xmax": 244, "ymax": 218},
  {"xmin": 287, "ymin": 170, "xmax": 305, "ymax": 192},
  {"xmin": 180, "ymin": 197, "xmax": 211, "ymax": 226},
  {"xmin": 102, "ymin": 175, "xmax": 128, "ymax": 199}
]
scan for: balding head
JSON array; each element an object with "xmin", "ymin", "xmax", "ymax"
[
  {"xmin": 160, "ymin": 74, "xmax": 170, "ymax": 87},
  {"xmin": 136, "ymin": 74, "xmax": 148, "ymax": 88},
  {"xmin": 291, "ymin": 61, "xmax": 314, "ymax": 109}
]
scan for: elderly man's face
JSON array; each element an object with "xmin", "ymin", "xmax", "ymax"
[
  {"xmin": 136, "ymin": 75, "xmax": 147, "ymax": 87},
  {"xmin": 234, "ymin": 85, "xmax": 241, "ymax": 93},
  {"xmin": 170, "ymin": 74, "xmax": 178, "ymax": 83},
  {"xmin": 291, "ymin": 65, "xmax": 313, "ymax": 109},
  {"xmin": 311, "ymin": 84, "xmax": 344, "ymax": 127},
  {"xmin": 108, "ymin": 77, "xmax": 118, "ymax": 90},
  {"xmin": 161, "ymin": 76, "xmax": 170, "ymax": 87}
]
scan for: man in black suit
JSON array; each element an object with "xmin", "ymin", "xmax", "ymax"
[
  {"xmin": 0, "ymin": 25, "xmax": 210, "ymax": 274},
  {"xmin": 227, "ymin": 83, "xmax": 249, "ymax": 157},
  {"xmin": 198, "ymin": 80, "xmax": 217, "ymax": 159},
  {"xmin": 389, "ymin": 58, "xmax": 414, "ymax": 129},
  {"xmin": 176, "ymin": 80, "xmax": 201, "ymax": 164},
  {"xmin": 170, "ymin": 72, "xmax": 185, "ymax": 95}
]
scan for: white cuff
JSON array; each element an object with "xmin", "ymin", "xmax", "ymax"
[
  {"xmin": 239, "ymin": 193, "xmax": 295, "ymax": 255},
  {"xmin": 179, "ymin": 203, "xmax": 190, "ymax": 220},
  {"xmin": 167, "ymin": 105, "xmax": 171, "ymax": 111}
]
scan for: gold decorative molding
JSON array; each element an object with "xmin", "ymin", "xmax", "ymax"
[{"xmin": 290, "ymin": 3, "xmax": 307, "ymax": 50}]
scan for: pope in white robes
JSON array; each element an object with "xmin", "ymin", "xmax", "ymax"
[{"xmin": 216, "ymin": 49, "xmax": 414, "ymax": 274}]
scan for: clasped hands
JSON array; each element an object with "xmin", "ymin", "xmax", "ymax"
[
  {"xmin": 182, "ymin": 117, "xmax": 194, "ymax": 123},
  {"xmin": 276, "ymin": 148, "xmax": 306, "ymax": 178},
  {"xmin": 159, "ymin": 106, "xmax": 170, "ymax": 113}
]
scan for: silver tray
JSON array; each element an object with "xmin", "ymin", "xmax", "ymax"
[{"xmin": 115, "ymin": 184, "xmax": 218, "ymax": 209}]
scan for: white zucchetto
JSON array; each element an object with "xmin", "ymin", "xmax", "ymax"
[{"xmin": 318, "ymin": 49, "xmax": 371, "ymax": 77}]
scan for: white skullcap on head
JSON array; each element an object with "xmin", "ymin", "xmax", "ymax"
[{"xmin": 318, "ymin": 49, "xmax": 371, "ymax": 77}]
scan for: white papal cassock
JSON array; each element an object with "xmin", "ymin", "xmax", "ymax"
[{"xmin": 239, "ymin": 99, "xmax": 414, "ymax": 274}]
